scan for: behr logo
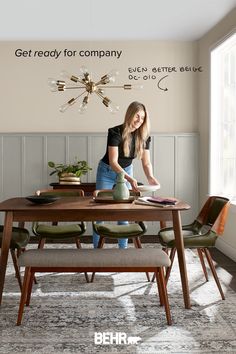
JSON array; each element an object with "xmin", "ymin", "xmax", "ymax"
[{"xmin": 94, "ymin": 332, "xmax": 141, "ymax": 345}]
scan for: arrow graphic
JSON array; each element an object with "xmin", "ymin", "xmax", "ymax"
[{"xmin": 157, "ymin": 75, "xmax": 168, "ymax": 91}]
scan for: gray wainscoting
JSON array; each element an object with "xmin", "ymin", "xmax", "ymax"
[{"xmin": 0, "ymin": 133, "xmax": 198, "ymax": 234}]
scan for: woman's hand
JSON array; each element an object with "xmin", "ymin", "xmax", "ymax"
[
  {"xmin": 126, "ymin": 175, "xmax": 139, "ymax": 191},
  {"xmin": 130, "ymin": 178, "xmax": 139, "ymax": 191},
  {"xmin": 147, "ymin": 176, "xmax": 160, "ymax": 186},
  {"xmin": 142, "ymin": 150, "xmax": 160, "ymax": 187}
]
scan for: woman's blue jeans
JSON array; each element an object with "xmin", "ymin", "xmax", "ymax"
[{"xmin": 93, "ymin": 160, "xmax": 133, "ymax": 249}]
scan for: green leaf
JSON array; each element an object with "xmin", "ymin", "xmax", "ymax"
[
  {"xmin": 48, "ymin": 161, "xmax": 55, "ymax": 168},
  {"xmin": 47, "ymin": 158, "xmax": 92, "ymax": 178}
]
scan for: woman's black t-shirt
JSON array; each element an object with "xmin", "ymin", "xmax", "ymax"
[{"xmin": 101, "ymin": 124, "xmax": 151, "ymax": 168}]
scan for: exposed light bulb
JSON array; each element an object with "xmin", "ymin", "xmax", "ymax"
[
  {"xmin": 96, "ymin": 88, "xmax": 105, "ymax": 95},
  {"xmin": 78, "ymin": 104, "xmax": 88, "ymax": 114},
  {"xmin": 59, "ymin": 98, "xmax": 76, "ymax": 113},
  {"xmin": 102, "ymin": 97, "xmax": 120, "ymax": 112},
  {"xmin": 60, "ymin": 70, "xmax": 81, "ymax": 83},
  {"xmin": 99, "ymin": 69, "xmax": 119, "ymax": 85},
  {"xmin": 106, "ymin": 69, "xmax": 119, "ymax": 83},
  {"xmin": 108, "ymin": 101, "xmax": 120, "ymax": 114},
  {"xmin": 50, "ymin": 85, "xmax": 65, "ymax": 92},
  {"xmin": 48, "ymin": 78, "xmax": 58, "ymax": 86},
  {"xmin": 48, "ymin": 78, "xmax": 65, "ymax": 91},
  {"xmin": 50, "ymin": 85, "xmax": 59, "ymax": 92},
  {"xmin": 80, "ymin": 66, "xmax": 89, "ymax": 75},
  {"xmin": 131, "ymin": 84, "xmax": 144, "ymax": 90},
  {"xmin": 48, "ymin": 78, "xmax": 61, "ymax": 87},
  {"xmin": 78, "ymin": 96, "xmax": 89, "ymax": 114},
  {"xmin": 59, "ymin": 103, "xmax": 70, "ymax": 113},
  {"xmin": 60, "ymin": 70, "xmax": 71, "ymax": 79}
]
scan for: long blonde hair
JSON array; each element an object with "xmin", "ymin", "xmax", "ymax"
[{"xmin": 122, "ymin": 101, "xmax": 150, "ymax": 159}]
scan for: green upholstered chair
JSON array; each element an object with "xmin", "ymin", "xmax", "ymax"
[
  {"xmin": 0, "ymin": 225, "xmax": 30, "ymax": 290},
  {"xmin": 91, "ymin": 189, "xmax": 148, "ymax": 282},
  {"xmin": 156, "ymin": 195, "xmax": 230, "ymax": 300},
  {"xmin": 32, "ymin": 188, "xmax": 89, "ymax": 282}
]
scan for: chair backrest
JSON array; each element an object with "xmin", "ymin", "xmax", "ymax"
[
  {"xmin": 196, "ymin": 196, "xmax": 230, "ymax": 235},
  {"xmin": 36, "ymin": 188, "xmax": 85, "ymax": 197},
  {"xmin": 93, "ymin": 189, "xmax": 140, "ymax": 197},
  {"xmin": 32, "ymin": 189, "xmax": 85, "ymax": 233},
  {"xmin": 93, "ymin": 189, "xmax": 146, "ymax": 231}
]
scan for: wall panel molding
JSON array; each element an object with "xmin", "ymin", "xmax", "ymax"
[
  {"xmin": 216, "ymin": 238, "xmax": 236, "ymax": 262},
  {"xmin": 0, "ymin": 132, "xmax": 198, "ymax": 232}
]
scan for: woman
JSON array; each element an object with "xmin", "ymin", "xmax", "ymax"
[{"xmin": 93, "ymin": 101, "xmax": 160, "ymax": 248}]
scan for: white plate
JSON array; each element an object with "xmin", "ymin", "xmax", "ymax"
[{"xmin": 137, "ymin": 184, "xmax": 160, "ymax": 192}]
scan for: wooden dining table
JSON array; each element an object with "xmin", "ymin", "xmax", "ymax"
[{"xmin": 0, "ymin": 196, "xmax": 191, "ymax": 308}]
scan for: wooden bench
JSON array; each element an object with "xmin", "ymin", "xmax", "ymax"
[{"xmin": 17, "ymin": 248, "xmax": 172, "ymax": 325}]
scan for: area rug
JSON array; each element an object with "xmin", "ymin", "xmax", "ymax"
[{"xmin": 0, "ymin": 244, "xmax": 236, "ymax": 354}]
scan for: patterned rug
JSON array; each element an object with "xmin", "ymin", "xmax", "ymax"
[{"xmin": 0, "ymin": 244, "xmax": 236, "ymax": 354}]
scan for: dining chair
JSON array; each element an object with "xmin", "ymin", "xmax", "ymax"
[
  {"xmin": 91, "ymin": 189, "xmax": 149, "ymax": 282},
  {"xmin": 155, "ymin": 195, "xmax": 230, "ymax": 299},
  {"xmin": 0, "ymin": 225, "xmax": 30, "ymax": 290},
  {"xmin": 32, "ymin": 188, "xmax": 89, "ymax": 282}
]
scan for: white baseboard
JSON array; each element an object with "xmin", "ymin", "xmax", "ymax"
[{"xmin": 216, "ymin": 238, "xmax": 236, "ymax": 262}]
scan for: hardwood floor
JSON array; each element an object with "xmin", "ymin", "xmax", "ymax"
[{"xmin": 211, "ymin": 248, "xmax": 236, "ymax": 292}]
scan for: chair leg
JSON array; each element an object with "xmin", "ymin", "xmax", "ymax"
[
  {"xmin": 17, "ymin": 267, "xmax": 32, "ymax": 325},
  {"xmin": 133, "ymin": 237, "xmax": 150, "ymax": 282},
  {"xmin": 90, "ymin": 236, "xmax": 105, "ymax": 283},
  {"xmin": 38, "ymin": 238, "xmax": 46, "ymax": 249},
  {"xmin": 203, "ymin": 248, "xmax": 225, "ymax": 300},
  {"xmin": 151, "ymin": 248, "xmax": 168, "ymax": 282},
  {"xmin": 197, "ymin": 248, "xmax": 209, "ymax": 281},
  {"xmin": 16, "ymin": 248, "xmax": 22, "ymax": 258},
  {"xmin": 75, "ymin": 238, "xmax": 89, "ymax": 283},
  {"xmin": 10, "ymin": 249, "xmax": 22, "ymax": 291},
  {"xmin": 134, "ymin": 237, "xmax": 142, "ymax": 248},
  {"xmin": 155, "ymin": 270, "xmax": 164, "ymax": 306},
  {"xmin": 165, "ymin": 248, "xmax": 176, "ymax": 283},
  {"xmin": 155, "ymin": 267, "xmax": 172, "ymax": 325},
  {"xmin": 37, "ymin": 239, "xmax": 48, "ymax": 284},
  {"xmin": 26, "ymin": 271, "xmax": 35, "ymax": 306},
  {"xmin": 152, "ymin": 247, "xmax": 176, "ymax": 283},
  {"xmin": 97, "ymin": 236, "xmax": 105, "ymax": 248},
  {"xmin": 20, "ymin": 248, "xmax": 37, "ymax": 285},
  {"xmin": 75, "ymin": 238, "xmax": 81, "ymax": 249}
]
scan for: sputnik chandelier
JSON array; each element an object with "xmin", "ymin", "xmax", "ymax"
[{"xmin": 48, "ymin": 66, "xmax": 143, "ymax": 114}]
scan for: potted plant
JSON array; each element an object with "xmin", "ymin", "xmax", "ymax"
[{"xmin": 48, "ymin": 158, "xmax": 92, "ymax": 185}]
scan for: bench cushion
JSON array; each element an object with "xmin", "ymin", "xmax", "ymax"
[{"xmin": 18, "ymin": 248, "xmax": 170, "ymax": 268}]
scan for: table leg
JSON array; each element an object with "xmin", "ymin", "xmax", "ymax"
[
  {"xmin": 160, "ymin": 221, "xmax": 167, "ymax": 229},
  {"xmin": 172, "ymin": 210, "xmax": 191, "ymax": 309},
  {"xmin": 0, "ymin": 211, "xmax": 13, "ymax": 305}
]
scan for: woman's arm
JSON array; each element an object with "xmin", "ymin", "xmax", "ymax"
[
  {"xmin": 108, "ymin": 146, "xmax": 138, "ymax": 190},
  {"xmin": 141, "ymin": 149, "xmax": 160, "ymax": 185}
]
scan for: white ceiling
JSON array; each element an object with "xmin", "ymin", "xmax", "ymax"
[{"xmin": 0, "ymin": 0, "xmax": 236, "ymax": 41}]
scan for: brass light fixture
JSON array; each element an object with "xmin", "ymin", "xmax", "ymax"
[{"xmin": 48, "ymin": 66, "xmax": 143, "ymax": 114}]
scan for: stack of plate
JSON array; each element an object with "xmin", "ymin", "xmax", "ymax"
[
  {"xmin": 137, "ymin": 184, "xmax": 160, "ymax": 193},
  {"xmin": 26, "ymin": 195, "xmax": 60, "ymax": 205}
]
